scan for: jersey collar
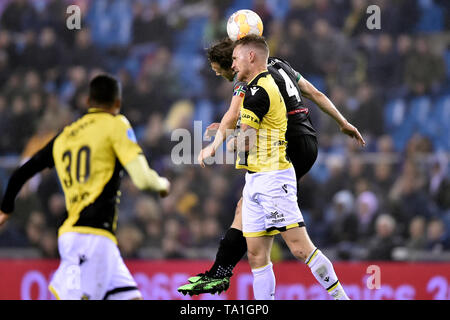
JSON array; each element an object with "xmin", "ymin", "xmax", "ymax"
[
  {"xmin": 248, "ymin": 70, "xmax": 270, "ymax": 86},
  {"xmin": 87, "ymin": 107, "xmax": 112, "ymax": 114}
]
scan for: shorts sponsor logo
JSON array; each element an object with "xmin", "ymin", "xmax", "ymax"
[{"xmin": 266, "ymin": 211, "xmax": 285, "ymax": 224}]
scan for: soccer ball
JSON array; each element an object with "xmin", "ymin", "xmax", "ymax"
[{"xmin": 226, "ymin": 9, "xmax": 263, "ymax": 42}]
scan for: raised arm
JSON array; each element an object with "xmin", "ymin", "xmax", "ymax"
[
  {"xmin": 124, "ymin": 154, "xmax": 170, "ymax": 197},
  {"xmin": 211, "ymin": 94, "xmax": 242, "ymax": 150},
  {"xmin": 0, "ymin": 137, "xmax": 56, "ymax": 226},
  {"xmin": 198, "ymin": 94, "xmax": 243, "ymax": 167},
  {"xmin": 298, "ymin": 76, "xmax": 365, "ymax": 146}
]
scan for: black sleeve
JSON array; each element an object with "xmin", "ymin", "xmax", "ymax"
[
  {"xmin": 243, "ymin": 85, "xmax": 270, "ymax": 121},
  {"xmin": 1, "ymin": 137, "xmax": 56, "ymax": 213},
  {"xmin": 274, "ymin": 57, "xmax": 302, "ymax": 81}
]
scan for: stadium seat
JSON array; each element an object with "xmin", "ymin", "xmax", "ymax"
[
  {"xmin": 430, "ymin": 95, "xmax": 450, "ymax": 150},
  {"xmin": 415, "ymin": 0, "xmax": 445, "ymax": 33},
  {"xmin": 408, "ymin": 95, "xmax": 431, "ymax": 127},
  {"xmin": 384, "ymin": 98, "xmax": 407, "ymax": 133}
]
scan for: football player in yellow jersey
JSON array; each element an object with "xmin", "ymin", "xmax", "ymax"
[
  {"xmin": 0, "ymin": 74, "xmax": 170, "ymax": 300},
  {"xmin": 230, "ymin": 35, "xmax": 349, "ymax": 300},
  {"xmin": 179, "ymin": 37, "xmax": 364, "ymax": 297}
]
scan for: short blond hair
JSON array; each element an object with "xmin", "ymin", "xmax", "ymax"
[{"xmin": 234, "ymin": 34, "xmax": 269, "ymax": 57}]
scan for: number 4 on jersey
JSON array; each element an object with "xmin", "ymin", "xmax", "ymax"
[{"xmin": 278, "ymin": 68, "xmax": 301, "ymax": 103}]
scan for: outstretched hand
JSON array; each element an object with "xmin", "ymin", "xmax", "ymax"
[
  {"xmin": 204, "ymin": 123, "xmax": 220, "ymax": 139},
  {"xmin": 198, "ymin": 144, "xmax": 216, "ymax": 168},
  {"xmin": 158, "ymin": 178, "xmax": 171, "ymax": 198},
  {"xmin": 340, "ymin": 122, "xmax": 366, "ymax": 147}
]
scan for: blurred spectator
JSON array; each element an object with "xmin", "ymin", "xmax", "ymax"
[
  {"xmin": 404, "ymin": 37, "xmax": 446, "ymax": 95},
  {"xmin": 278, "ymin": 19, "xmax": 317, "ymax": 76},
  {"xmin": 346, "ymin": 156, "xmax": 369, "ymax": 193},
  {"xmin": 350, "ymin": 82, "xmax": 383, "ymax": 137},
  {"xmin": 39, "ymin": 229, "xmax": 58, "ymax": 258},
  {"xmin": 392, "ymin": 34, "xmax": 413, "ymax": 89},
  {"xmin": 203, "ymin": 6, "xmax": 227, "ymax": 45},
  {"xmin": 70, "ymin": 28, "xmax": 102, "ymax": 69},
  {"xmin": 325, "ymin": 190, "xmax": 358, "ymax": 245},
  {"xmin": 376, "ymin": 134, "xmax": 396, "ymax": 154},
  {"xmin": 427, "ymin": 154, "xmax": 450, "ymax": 210},
  {"xmin": 117, "ymin": 224, "xmax": 144, "ymax": 259},
  {"xmin": 355, "ymin": 191, "xmax": 379, "ymax": 242},
  {"xmin": 0, "ymin": 0, "xmax": 38, "ymax": 32},
  {"xmin": 132, "ymin": 1, "xmax": 174, "ymax": 48},
  {"xmin": 35, "ymin": 27, "xmax": 66, "ymax": 74},
  {"xmin": 7, "ymin": 95, "xmax": 35, "ymax": 154},
  {"xmin": 372, "ymin": 162, "xmax": 395, "ymax": 205},
  {"xmin": 141, "ymin": 46, "xmax": 181, "ymax": 100},
  {"xmin": 311, "ymin": 19, "xmax": 349, "ymax": 80},
  {"xmin": 0, "ymin": 30, "xmax": 17, "ymax": 70},
  {"xmin": 405, "ymin": 216, "xmax": 427, "ymax": 251},
  {"xmin": 389, "ymin": 159, "xmax": 434, "ymax": 231},
  {"xmin": 17, "ymin": 30, "xmax": 39, "ymax": 69},
  {"xmin": 366, "ymin": 34, "xmax": 397, "ymax": 89},
  {"xmin": 309, "ymin": 0, "xmax": 345, "ymax": 29},
  {"xmin": 25, "ymin": 211, "xmax": 46, "ymax": 248},
  {"xmin": 45, "ymin": 193, "xmax": 66, "ymax": 230},
  {"xmin": 186, "ymin": 217, "xmax": 204, "ymax": 248},
  {"xmin": 321, "ymin": 156, "xmax": 347, "ymax": 202},
  {"xmin": 426, "ymin": 218, "xmax": 450, "ymax": 252},
  {"xmin": 161, "ymin": 235, "xmax": 185, "ymax": 259},
  {"xmin": 200, "ymin": 216, "xmax": 222, "ymax": 248},
  {"xmin": 366, "ymin": 213, "xmax": 402, "ymax": 260},
  {"xmin": 342, "ymin": 0, "xmax": 368, "ymax": 37}
]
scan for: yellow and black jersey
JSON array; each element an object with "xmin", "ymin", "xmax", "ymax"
[
  {"xmin": 236, "ymin": 71, "xmax": 292, "ymax": 173},
  {"xmin": 1, "ymin": 108, "xmax": 143, "ymax": 244},
  {"xmin": 53, "ymin": 108, "xmax": 143, "ymax": 243}
]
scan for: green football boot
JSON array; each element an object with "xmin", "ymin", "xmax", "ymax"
[{"xmin": 178, "ymin": 273, "xmax": 231, "ymax": 296}]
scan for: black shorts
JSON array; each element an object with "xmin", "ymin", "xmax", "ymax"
[{"xmin": 286, "ymin": 134, "xmax": 318, "ymax": 181}]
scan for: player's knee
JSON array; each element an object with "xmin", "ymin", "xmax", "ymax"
[
  {"xmin": 246, "ymin": 246, "xmax": 268, "ymax": 263},
  {"xmin": 286, "ymin": 240, "xmax": 310, "ymax": 261}
]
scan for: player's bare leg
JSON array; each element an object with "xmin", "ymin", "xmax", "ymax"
[
  {"xmin": 281, "ymin": 226, "xmax": 350, "ymax": 300},
  {"xmin": 178, "ymin": 198, "xmax": 247, "ymax": 296},
  {"xmin": 230, "ymin": 197, "xmax": 243, "ymax": 230},
  {"xmin": 246, "ymin": 235, "xmax": 276, "ymax": 300}
]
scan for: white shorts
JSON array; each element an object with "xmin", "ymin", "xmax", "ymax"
[
  {"xmin": 242, "ymin": 167, "xmax": 305, "ymax": 237},
  {"xmin": 49, "ymin": 232, "xmax": 141, "ymax": 300}
]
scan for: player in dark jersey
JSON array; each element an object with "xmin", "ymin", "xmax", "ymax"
[
  {"xmin": 0, "ymin": 74, "xmax": 170, "ymax": 300},
  {"xmin": 178, "ymin": 38, "xmax": 364, "ymax": 296}
]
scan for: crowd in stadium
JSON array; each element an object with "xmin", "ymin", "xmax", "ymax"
[{"xmin": 0, "ymin": 0, "xmax": 449, "ymax": 262}]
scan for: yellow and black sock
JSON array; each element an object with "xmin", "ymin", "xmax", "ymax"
[{"xmin": 306, "ymin": 248, "xmax": 350, "ymax": 300}]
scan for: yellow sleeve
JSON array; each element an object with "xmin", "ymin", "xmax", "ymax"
[
  {"xmin": 240, "ymin": 107, "xmax": 260, "ymax": 130},
  {"xmin": 110, "ymin": 115, "xmax": 143, "ymax": 166},
  {"xmin": 125, "ymin": 155, "xmax": 169, "ymax": 192}
]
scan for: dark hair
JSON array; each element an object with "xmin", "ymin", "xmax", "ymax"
[
  {"xmin": 88, "ymin": 74, "xmax": 121, "ymax": 107},
  {"xmin": 234, "ymin": 34, "xmax": 269, "ymax": 54},
  {"xmin": 206, "ymin": 38, "xmax": 234, "ymax": 70}
]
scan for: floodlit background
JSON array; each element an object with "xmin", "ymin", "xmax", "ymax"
[{"xmin": 0, "ymin": 0, "xmax": 449, "ymax": 300}]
